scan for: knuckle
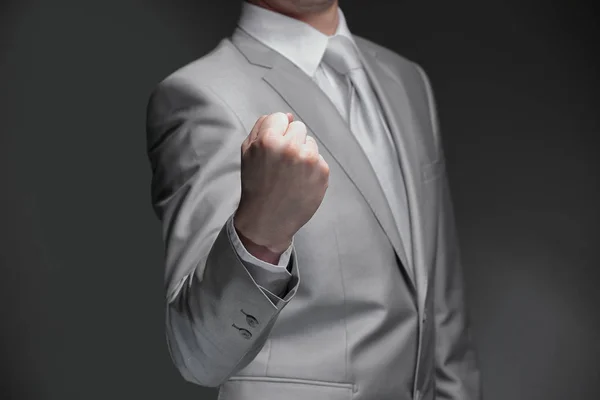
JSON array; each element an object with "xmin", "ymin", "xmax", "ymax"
[
  {"xmin": 281, "ymin": 141, "xmax": 299, "ymax": 159},
  {"xmin": 301, "ymin": 149, "xmax": 320, "ymax": 166},
  {"xmin": 319, "ymin": 160, "xmax": 330, "ymax": 176},
  {"xmin": 258, "ymin": 130, "xmax": 277, "ymax": 148}
]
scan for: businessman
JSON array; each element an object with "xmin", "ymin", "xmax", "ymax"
[{"xmin": 145, "ymin": 1, "xmax": 482, "ymax": 399}]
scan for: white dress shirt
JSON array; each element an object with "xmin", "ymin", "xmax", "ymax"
[{"xmin": 226, "ymin": 1, "xmax": 387, "ymax": 300}]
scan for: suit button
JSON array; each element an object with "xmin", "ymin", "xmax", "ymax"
[
  {"xmin": 422, "ymin": 310, "xmax": 427, "ymax": 323},
  {"xmin": 246, "ymin": 315, "xmax": 258, "ymax": 328},
  {"xmin": 239, "ymin": 329, "xmax": 252, "ymax": 339},
  {"xmin": 232, "ymin": 323, "xmax": 253, "ymax": 339},
  {"xmin": 241, "ymin": 309, "xmax": 259, "ymax": 328}
]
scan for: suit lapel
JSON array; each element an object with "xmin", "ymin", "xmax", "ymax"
[
  {"xmin": 230, "ymin": 27, "xmax": 417, "ymax": 295},
  {"xmin": 353, "ymin": 36, "xmax": 429, "ymax": 310}
]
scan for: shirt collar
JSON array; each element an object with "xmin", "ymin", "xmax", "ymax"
[{"xmin": 237, "ymin": 1, "xmax": 356, "ymax": 77}]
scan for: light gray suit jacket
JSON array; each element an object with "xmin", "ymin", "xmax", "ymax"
[{"xmin": 146, "ymin": 26, "xmax": 482, "ymax": 400}]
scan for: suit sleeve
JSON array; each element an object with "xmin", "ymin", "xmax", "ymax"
[
  {"xmin": 414, "ymin": 63, "xmax": 483, "ymax": 400},
  {"xmin": 145, "ymin": 77, "xmax": 300, "ymax": 387},
  {"xmin": 227, "ymin": 213, "xmax": 294, "ymax": 299}
]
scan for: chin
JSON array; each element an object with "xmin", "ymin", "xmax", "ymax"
[{"xmin": 283, "ymin": 0, "xmax": 337, "ymax": 13}]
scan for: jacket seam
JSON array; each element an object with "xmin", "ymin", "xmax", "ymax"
[
  {"xmin": 332, "ymin": 223, "xmax": 354, "ymax": 390},
  {"xmin": 412, "ymin": 62, "xmax": 441, "ymax": 158}
]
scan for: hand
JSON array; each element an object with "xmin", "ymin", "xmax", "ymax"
[{"xmin": 234, "ymin": 112, "xmax": 330, "ymax": 254}]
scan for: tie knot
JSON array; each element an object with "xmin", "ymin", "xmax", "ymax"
[{"xmin": 322, "ymin": 34, "xmax": 362, "ymax": 76}]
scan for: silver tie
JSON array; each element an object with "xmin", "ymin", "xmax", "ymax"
[{"xmin": 322, "ymin": 34, "xmax": 413, "ymax": 271}]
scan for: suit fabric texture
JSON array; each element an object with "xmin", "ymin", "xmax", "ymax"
[{"xmin": 145, "ymin": 19, "xmax": 482, "ymax": 400}]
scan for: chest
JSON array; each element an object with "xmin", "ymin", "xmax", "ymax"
[{"xmin": 221, "ymin": 57, "xmax": 444, "ymax": 292}]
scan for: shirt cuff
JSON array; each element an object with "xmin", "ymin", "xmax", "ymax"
[{"xmin": 226, "ymin": 212, "xmax": 293, "ymax": 296}]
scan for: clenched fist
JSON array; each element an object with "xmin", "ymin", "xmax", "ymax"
[{"xmin": 234, "ymin": 112, "xmax": 330, "ymax": 257}]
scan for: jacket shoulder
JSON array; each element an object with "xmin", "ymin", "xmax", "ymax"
[{"xmin": 153, "ymin": 38, "xmax": 246, "ymax": 92}]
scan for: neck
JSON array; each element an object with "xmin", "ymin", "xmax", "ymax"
[{"xmin": 247, "ymin": 0, "xmax": 340, "ymax": 36}]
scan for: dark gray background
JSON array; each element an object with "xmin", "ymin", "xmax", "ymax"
[{"xmin": 1, "ymin": 0, "xmax": 598, "ymax": 399}]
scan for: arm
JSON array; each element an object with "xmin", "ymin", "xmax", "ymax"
[
  {"xmin": 146, "ymin": 77, "xmax": 300, "ymax": 387},
  {"xmin": 415, "ymin": 63, "xmax": 483, "ymax": 400}
]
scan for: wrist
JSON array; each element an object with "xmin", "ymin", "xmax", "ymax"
[
  {"xmin": 233, "ymin": 208, "xmax": 292, "ymax": 256},
  {"xmin": 235, "ymin": 226, "xmax": 290, "ymax": 263}
]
